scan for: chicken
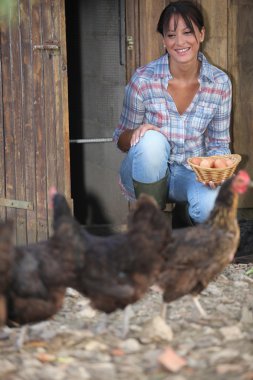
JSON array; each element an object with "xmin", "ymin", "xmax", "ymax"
[
  {"xmin": 6, "ymin": 190, "xmax": 171, "ymax": 329},
  {"xmin": 71, "ymin": 193, "xmax": 171, "ymax": 316},
  {"xmin": 0, "ymin": 221, "xmax": 14, "ymax": 325},
  {"xmin": 6, "ymin": 188, "xmax": 84, "ymax": 326},
  {"xmin": 157, "ymin": 170, "xmax": 252, "ymax": 317}
]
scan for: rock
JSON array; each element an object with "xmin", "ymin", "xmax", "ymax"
[
  {"xmin": 216, "ymin": 363, "xmax": 243, "ymax": 374},
  {"xmin": 85, "ymin": 340, "xmax": 108, "ymax": 352},
  {"xmin": 84, "ymin": 363, "xmax": 117, "ymax": 380},
  {"xmin": 139, "ymin": 316, "xmax": 173, "ymax": 343},
  {"xmin": 209, "ymin": 349, "xmax": 240, "ymax": 365},
  {"xmin": 158, "ymin": 346, "xmax": 187, "ymax": 373},
  {"xmin": 241, "ymin": 306, "xmax": 253, "ymax": 324},
  {"xmin": 119, "ymin": 338, "xmax": 141, "ymax": 353},
  {"xmin": 219, "ymin": 325, "xmax": 243, "ymax": 341}
]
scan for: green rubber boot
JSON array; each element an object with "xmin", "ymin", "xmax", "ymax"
[
  {"xmin": 172, "ymin": 201, "xmax": 195, "ymax": 228},
  {"xmin": 132, "ymin": 170, "xmax": 169, "ymax": 210}
]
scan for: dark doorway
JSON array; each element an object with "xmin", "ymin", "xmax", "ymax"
[{"xmin": 65, "ymin": 0, "xmax": 128, "ymax": 229}]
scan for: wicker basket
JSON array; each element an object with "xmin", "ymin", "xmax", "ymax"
[{"xmin": 187, "ymin": 154, "xmax": 242, "ymax": 185}]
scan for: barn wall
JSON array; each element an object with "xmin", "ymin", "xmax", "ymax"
[{"xmin": 0, "ymin": 0, "xmax": 70, "ymax": 244}]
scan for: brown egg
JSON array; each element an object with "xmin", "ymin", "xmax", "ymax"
[
  {"xmin": 200, "ymin": 158, "xmax": 212, "ymax": 168},
  {"xmin": 214, "ymin": 158, "xmax": 227, "ymax": 169},
  {"xmin": 191, "ymin": 157, "xmax": 201, "ymax": 166},
  {"xmin": 225, "ymin": 158, "xmax": 233, "ymax": 167},
  {"xmin": 207, "ymin": 158, "xmax": 215, "ymax": 168}
]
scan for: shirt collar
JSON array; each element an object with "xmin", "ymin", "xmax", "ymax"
[{"xmin": 153, "ymin": 52, "xmax": 215, "ymax": 83}]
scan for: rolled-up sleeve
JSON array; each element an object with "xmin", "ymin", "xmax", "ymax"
[
  {"xmin": 113, "ymin": 74, "xmax": 145, "ymax": 144},
  {"xmin": 205, "ymin": 79, "xmax": 232, "ymax": 156}
]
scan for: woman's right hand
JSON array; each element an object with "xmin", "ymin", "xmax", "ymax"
[{"xmin": 130, "ymin": 124, "xmax": 160, "ymax": 147}]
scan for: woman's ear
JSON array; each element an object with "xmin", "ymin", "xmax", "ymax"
[{"xmin": 200, "ymin": 27, "xmax": 205, "ymax": 42}]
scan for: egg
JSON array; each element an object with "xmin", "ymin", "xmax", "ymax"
[
  {"xmin": 191, "ymin": 157, "xmax": 202, "ymax": 166},
  {"xmin": 225, "ymin": 158, "xmax": 233, "ymax": 167},
  {"xmin": 207, "ymin": 158, "xmax": 215, "ymax": 168},
  {"xmin": 214, "ymin": 158, "xmax": 227, "ymax": 169},
  {"xmin": 200, "ymin": 158, "xmax": 212, "ymax": 168}
]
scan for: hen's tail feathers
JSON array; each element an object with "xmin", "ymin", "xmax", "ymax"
[
  {"xmin": 127, "ymin": 194, "xmax": 171, "ymax": 233},
  {"xmin": 51, "ymin": 191, "xmax": 73, "ymax": 231}
]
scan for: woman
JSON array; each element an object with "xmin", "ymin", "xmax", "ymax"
[{"xmin": 113, "ymin": 0, "xmax": 232, "ymax": 225}]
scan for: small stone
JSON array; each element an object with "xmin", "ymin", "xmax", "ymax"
[
  {"xmin": 139, "ymin": 316, "xmax": 173, "ymax": 343},
  {"xmin": 219, "ymin": 325, "xmax": 243, "ymax": 341},
  {"xmin": 119, "ymin": 338, "xmax": 141, "ymax": 353},
  {"xmin": 241, "ymin": 306, "xmax": 253, "ymax": 324},
  {"xmin": 158, "ymin": 346, "xmax": 187, "ymax": 373},
  {"xmin": 85, "ymin": 340, "xmax": 108, "ymax": 351},
  {"xmin": 209, "ymin": 349, "xmax": 239, "ymax": 365},
  {"xmin": 216, "ymin": 363, "xmax": 244, "ymax": 374}
]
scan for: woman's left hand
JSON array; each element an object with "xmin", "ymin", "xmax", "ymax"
[{"xmin": 204, "ymin": 181, "xmax": 223, "ymax": 189}]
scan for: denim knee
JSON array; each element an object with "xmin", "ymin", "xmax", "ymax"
[
  {"xmin": 189, "ymin": 188, "xmax": 219, "ymax": 224},
  {"xmin": 132, "ymin": 130, "xmax": 170, "ymax": 182}
]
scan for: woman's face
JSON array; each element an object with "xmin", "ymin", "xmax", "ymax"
[{"xmin": 163, "ymin": 14, "xmax": 205, "ymax": 65}]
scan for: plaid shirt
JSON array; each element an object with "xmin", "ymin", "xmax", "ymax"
[{"xmin": 113, "ymin": 53, "xmax": 232, "ymax": 166}]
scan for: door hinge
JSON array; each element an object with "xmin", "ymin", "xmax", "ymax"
[{"xmin": 0, "ymin": 198, "xmax": 33, "ymax": 210}]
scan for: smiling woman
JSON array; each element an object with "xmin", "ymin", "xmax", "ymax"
[{"xmin": 113, "ymin": 0, "xmax": 232, "ymax": 226}]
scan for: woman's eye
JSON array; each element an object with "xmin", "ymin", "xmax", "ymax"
[
  {"xmin": 184, "ymin": 30, "xmax": 192, "ymax": 35},
  {"xmin": 167, "ymin": 34, "xmax": 175, "ymax": 38}
]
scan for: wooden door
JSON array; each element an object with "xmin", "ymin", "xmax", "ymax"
[{"xmin": 0, "ymin": 0, "xmax": 70, "ymax": 244}]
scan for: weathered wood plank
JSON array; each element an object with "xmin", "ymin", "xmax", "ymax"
[
  {"xmin": 139, "ymin": 0, "xmax": 166, "ymax": 66},
  {"xmin": 18, "ymin": 0, "xmax": 37, "ymax": 243},
  {"xmin": 58, "ymin": 0, "xmax": 71, "ymax": 199},
  {"xmin": 228, "ymin": 0, "xmax": 253, "ymax": 207},
  {"xmin": 41, "ymin": 0, "xmax": 58, "ymax": 234},
  {"xmin": 198, "ymin": 0, "xmax": 228, "ymax": 71},
  {"xmin": 10, "ymin": 1, "xmax": 27, "ymax": 244},
  {"xmin": 0, "ymin": 20, "xmax": 6, "ymax": 221},
  {"xmin": 125, "ymin": 0, "xmax": 140, "ymax": 81},
  {"xmin": 31, "ymin": 0, "xmax": 48, "ymax": 241},
  {"xmin": 0, "ymin": 9, "xmax": 17, "ymax": 241}
]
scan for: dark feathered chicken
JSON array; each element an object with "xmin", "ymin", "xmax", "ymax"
[
  {"xmin": 0, "ymin": 221, "xmax": 14, "ymax": 325},
  {"xmin": 6, "ymin": 189, "xmax": 85, "ymax": 326},
  {"xmin": 71, "ymin": 194, "xmax": 171, "ymax": 314},
  {"xmin": 157, "ymin": 170, "xmax": 252, "ymax": 317}
]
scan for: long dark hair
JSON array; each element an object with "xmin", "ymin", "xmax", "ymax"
[{"xmin": 157, "ymin": 0, "xmax": 204, "ymax": 38}]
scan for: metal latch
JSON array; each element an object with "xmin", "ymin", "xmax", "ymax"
[
  {"xmin": 126, "ymin": 35, "xmax": 134, "ymax": 50},
  {"xmin": 33, "ymin": 43, "xmax": 60, "ymax": 51}
]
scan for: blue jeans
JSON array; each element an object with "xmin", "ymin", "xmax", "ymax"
[{"xmin": 119, "ymin": 130, "xmax": 219, "ymax": 223}]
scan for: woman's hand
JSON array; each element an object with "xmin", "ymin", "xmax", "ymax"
[
  {"xmin": 130, "ymin": 124, "xmax": 160, "ymax": 147},
  {"xmin": 204, "ymin": 180, "xmax": 224, "ymax": 189}
]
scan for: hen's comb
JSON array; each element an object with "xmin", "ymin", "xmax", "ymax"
[
  {"xmin": 233, "ymin": 170, "xmax": 251, "ymax": 194},
  {"xmin": 48, "ymin": 186, "xmax": 58, "ymax": 209}
]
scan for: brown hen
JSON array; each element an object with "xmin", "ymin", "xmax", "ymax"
[
  {"xmin": 71, "ymin": 193, "xmax": 171, "ymax": 316},
  {"xmin": 6, "ymin": 188, "xmax": 85, "ymax": 326},
  {"xmin": 157, "ymin": 170, "xmax": 252, "ymax": 317}
]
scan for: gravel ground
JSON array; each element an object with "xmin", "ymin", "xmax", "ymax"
[{"xmin": 1, "ymin": 263, "xmax": 253, "ymax": 380}]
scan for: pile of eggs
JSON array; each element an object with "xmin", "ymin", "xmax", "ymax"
[{"xmin": 190, "ymin": 156, "xmax": 234, "ymax": 169}]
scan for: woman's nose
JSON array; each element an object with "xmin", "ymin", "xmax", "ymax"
[{"xmin": 175, "ymin": 33, "xmax": 184, "ymax": 45}]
